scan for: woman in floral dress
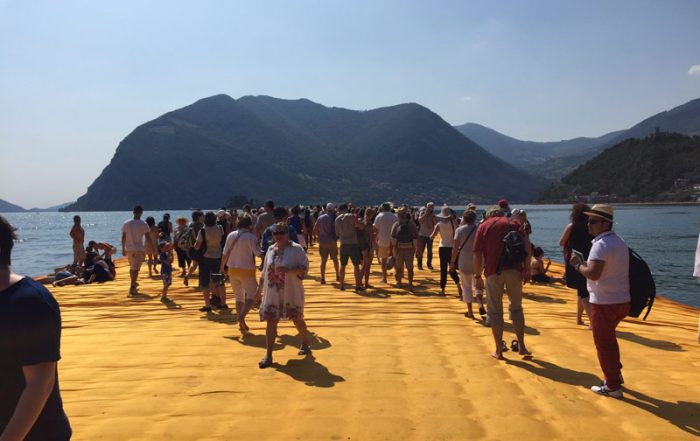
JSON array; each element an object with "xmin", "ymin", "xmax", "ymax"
[{"xmin": 257, "ymin": 222, "xmax": 311, "ymax": 368}]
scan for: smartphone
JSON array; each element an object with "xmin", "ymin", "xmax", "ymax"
[{"xmin": 571, "ymin": 249, "xmax": 584, "ymax": 261}]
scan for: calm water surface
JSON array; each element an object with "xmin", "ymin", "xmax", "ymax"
[{"xmin": 4, "ymin": 205, "xmax": 700, "ymax": 307}]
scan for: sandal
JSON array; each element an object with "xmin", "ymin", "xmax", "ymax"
[
  {"xmin": 298, "ymin": 345, "xmax": 312, "ymax": 356},
  {"xmin": 258, "ymin": 357, "xmax": 273, "ymax": 369},
  {"xmin": 510, "ymin": 340, "xmax": 519, "ymax": 352},
  {"xmin": 501, "ymin": 340, "xmax": 509, "ymax": 352}
]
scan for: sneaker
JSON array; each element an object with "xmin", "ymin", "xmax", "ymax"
[
  {"xmin": 591, "ymin": 384, "xmax": 623, "ymax": 398},
  {"xmin": 298, "ymin": 345, "xmax": 312, "ymax": 356},
  {"xmin": 199, "ymin": 306, "xmax": 212, "ymax": 313}
]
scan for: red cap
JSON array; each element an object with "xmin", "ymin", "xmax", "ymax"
[{"xmin": 498, "ymin": 199, "xmax": 508, "ymax": 208}]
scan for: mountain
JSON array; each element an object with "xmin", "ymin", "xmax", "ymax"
[
  {"xmin": 0, "ymin": 198, "xmax": 26, "ymax": 213},
  {"xmin": 454, "ymin": 122, "xmax": 622, "ymax": 172},
  {"xmin": 65, "ymin": 95, "xmax": 548, "ymax": 211},
  {"xmin": 28, "ymin": 201, "xmax": 75, "ymax": 212},
  {"xmin": 539, "ymin": 132, "xmax": 700, "ymax": 203},
  {"xmin": 455, "ymin": 97, "xmax": 700, "ymax": 178}
]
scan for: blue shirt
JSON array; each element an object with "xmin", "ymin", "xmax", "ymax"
[
  {"xmin": 0, "ymin": 278, "xmax": 72, "ymax": 440},
  {"xmin": 261, "ymin": 224, "xmax": 299, "ymax": 253}
]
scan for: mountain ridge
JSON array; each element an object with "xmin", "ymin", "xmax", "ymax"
[{"xmin": 65, "ymin": 95, "xmax": 548, "ymax": 211}]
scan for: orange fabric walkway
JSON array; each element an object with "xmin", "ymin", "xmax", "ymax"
[{"xmin": 50, "ymin": 245, "xmax": 699, "ymax": 440}]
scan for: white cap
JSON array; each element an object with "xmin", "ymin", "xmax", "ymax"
[{"xmin": 326, "ymin": 203, "xmax": 336, "ymax": 210}]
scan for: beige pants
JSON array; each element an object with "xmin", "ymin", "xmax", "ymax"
[{"xmin": 485, "ymin": 269, "xmax": 523, "ymax": 316}]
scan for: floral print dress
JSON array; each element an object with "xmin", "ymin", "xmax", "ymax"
[{"xmin": 259, "ymin": 242, "xmax": 309, "ymax": 321}]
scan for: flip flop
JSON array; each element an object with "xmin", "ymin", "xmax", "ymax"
[
  {"xmin": 258, "ymin": 357, "xmax": 273, "ymax": 369},
  {"xmin": 501, "ymin": 340, "xmax": 509, "ymax": 352}
]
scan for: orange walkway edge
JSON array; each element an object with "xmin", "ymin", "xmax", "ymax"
[{"xmin": 49, "ymin": 244, "xmax": 699, "ymax": 440}]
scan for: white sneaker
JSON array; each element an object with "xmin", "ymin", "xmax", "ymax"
[{"xmin": 591, "ymin": 384, "xmax": 623, "ymax": 398}]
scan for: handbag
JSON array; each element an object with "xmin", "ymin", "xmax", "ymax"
[{"xmin": 190, "ymin": 228, "xmax": 208, "ymax": 262}]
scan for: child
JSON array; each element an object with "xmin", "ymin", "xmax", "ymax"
[
  {"xmin": 531, "ymin": 247, "xmax": 565, "ymax": 284},
  {"xmin": 159, "ymin": 242, "xmax": 174, "ymax": 300}
]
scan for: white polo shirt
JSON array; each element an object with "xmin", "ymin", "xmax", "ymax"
[
  {"xmin": 222, "ymin": 228, "xmax": 261, "ymax": 270},
  {"xmin": 122, "ymin": 218, "xmax": 150, "ymax": 253},
  {"xmin": 587, "ymin": 231, "xmax": 630, "ymax": 305}
]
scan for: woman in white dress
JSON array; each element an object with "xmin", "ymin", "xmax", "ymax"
[{"xmin": 257, "ymin": 222, "xmax": 311, "ymax": 368}]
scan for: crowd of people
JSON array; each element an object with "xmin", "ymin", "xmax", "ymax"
[{"xmin": 0, "ymin": 197, "xmax": 670, "ymax": 439}]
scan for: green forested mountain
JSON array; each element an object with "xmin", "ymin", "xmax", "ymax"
[
  {"xmin": 539, "ymin": 132, "xmax": 700, "ymax": 202},
  {"xmin": 65, "ymin": 95, "xmax": 548, "ymax": 211}
]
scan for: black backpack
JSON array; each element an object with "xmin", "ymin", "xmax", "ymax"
[
  {"xmin": 395, "ymin": 221, "xmax": 414, "ymax": 244},
  {"xmin": 497, "ymin": 219, "xmax": 528, "ymax": 274},
  {"xmin": 628, "ymin": 248, "xmax": 655, "ymax": 320}
]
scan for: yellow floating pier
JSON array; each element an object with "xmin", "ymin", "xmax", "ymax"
[{"xmin": 50, "ymin": 245, "xmax": 699, "ymax": 440}]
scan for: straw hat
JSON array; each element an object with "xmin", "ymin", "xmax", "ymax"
[
  {"xmin": 584, "ymin": 204, "xmax": 614, "ymax": 223},
  {"xmin": 436, "ymin": 205, "xmax": 453, "ymax": 218}
]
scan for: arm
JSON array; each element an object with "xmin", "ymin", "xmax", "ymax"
[
  {"xmin": 0, "ymin": 362, "xmax": 57, "ymax": 441},
  {"xmin": 559, "ymin": 223, "xmax": 572, "ymax": 248},
  {"xmin": 473, "ymin": 251, "xmax": 484, "ymax": 290},
  {"xmin": 429, "ymin": 223, "xmax": 439, "ymax": 240},
  {"xmin": 450, "ymin": 238, "xmax": 461, "ymax": 271},
  {"xmin": 220, "ymin": 235, "xmax": 233, "ymax": 273},
  {"xmin": 121, "ymin": 232, "xmax": 127, "ymax": 256},
  {"xmin": 522, "ymin": 235, "xmax": 532, "ymax": 282},
  {"xmin": 570, "ymin": 256, "xmax": 605, "ymax": 281}
]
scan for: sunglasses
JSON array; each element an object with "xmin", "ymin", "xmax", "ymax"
[
  {"xmin": 587, "ymin": 219, "xmax": 603, "ymax": 225},
  {"xmin": 272, "ymin": 230, "xmax": 288, "ymax": 236}
]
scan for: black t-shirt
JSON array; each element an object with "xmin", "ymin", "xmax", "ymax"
[{"xmin": 0, "ymin": 278, "xmax": 72, "ymax": 440}]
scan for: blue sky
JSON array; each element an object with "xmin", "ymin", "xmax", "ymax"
[{"xmin": 1, "ymin": 0, "xmax": 699, "ymax": 208}]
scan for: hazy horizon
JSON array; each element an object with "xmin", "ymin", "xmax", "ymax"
[{"xmin": 2, "ymin": 0, "xmax": 700, "ymax": 208}]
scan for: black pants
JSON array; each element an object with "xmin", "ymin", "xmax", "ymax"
[
  {"xmin": 175, "ymin": 247, "xmax": 191, "ymax": 269},
  {"xmin": 439, "ymin": 246, "xmax": 460, "ymax": 289},
  {"xmin": 418, "ymin": 236, "xmax": 433, "ymax": 267}
]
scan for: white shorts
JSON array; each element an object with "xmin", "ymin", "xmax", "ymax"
[{"xmin": 228, "ymin": 270, "xmax": 258, "ymax": 303}]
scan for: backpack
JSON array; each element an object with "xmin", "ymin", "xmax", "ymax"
[
  {"xmin": 628, "ymin": 248, "xmax": 655, "ymax": 320},
  {"xmin": 177, "ymin": 227, "xmax": 195, "ymax": 251},
  {"xmin": 497, "ymin": 219, "xmax": 528, "ymax": 274},
  {"xmin": 395, "ymin": 221, "xmax": 414, "ymax": 244}
]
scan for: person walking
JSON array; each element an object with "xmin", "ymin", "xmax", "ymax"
[
  {"xmin": 144, "ymin": 216, "xmax": 160, "ymax": 277},
  {"xmin": 430, "ymin": 205, "xmax": 462, "ymax": 297},
  {"xmin": 417, "ymin": 202, "xmax": 437, "ymax": 270},
  {"xmin": 121, "ymin": 205, "xmax": 155, "ymax": 296},
  {"xmin": 0, "ymin": 216, "xmax": 72, "ymax": 441},
  {"xmin": 173, "ymin": 216, "xmax": 193, "ymax": 277},
  {"xmin": 391, "ymin": 207, "xmax": 418, "ymax": 291},
  {"xmin": 473, "ymin": 205, "xmax": 532, "ymax": 360},
  {"xmin": 193, "ymin": 211, "xmax": 226, "ymax": 312},
  {"xmin": 560, "ymin": 203, "xmax": 594, "ymax": 326},
  {"xmin": 359, "ymin": 208, "xmax": 377, "ymax": 289},
  {"xmin": 335, "ymin": 204, "xmax": 363, "ymax": 291},
  {"xmin": 451, "ymin": 210, "xmax": 481, "ymax": 318},
  {"xmin": 257, "ymin": 222, "xmax": 311, "ymax": 368},
  {"xmin": 373, "ymin": 202, "xmax": 398, "ymax": 284},
  {"xmin": 220, "ymin": 215, "xmax": 261, "ymax": 332},
  {"xmin": 314, "ymin": 203, "xmax": 339, "ymax": 284},
  {"xmin": 569, "ymin": 204, "xmax": 630, "ymax": 398}
]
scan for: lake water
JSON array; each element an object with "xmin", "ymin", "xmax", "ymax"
[{"xmin": 3, "ymin": 205, "xmax": 699, "ymax": 307}]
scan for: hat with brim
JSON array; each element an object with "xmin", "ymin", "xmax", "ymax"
[
  {"xmin": 584, "ymin": 204, "xmax": 614, "ymax": 223},
  {"xmin": 436, "ymin": 205, "xmax": 452, "ymax": 218}
]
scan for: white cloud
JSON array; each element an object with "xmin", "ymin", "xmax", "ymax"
[
  {"xmin": 461, "ymin": 96, "xmax": 473, "ymax": 102},
  {"xmin": 688, "ymin": 64, "xmax": 700, "ymax": 76}
]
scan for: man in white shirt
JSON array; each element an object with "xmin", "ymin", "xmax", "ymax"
[
  {"xmin": 373, "ymin": 202, "xmax": 398, "ymax": 283},
  {"xmin": 570, "ymin": 204, "xmax": 630, "ymax": 398},
  {"xmin": 121, "ymin": 205, "xmax": 154, "ymax": 296},
  {"xmin": 220, "ymin": 215, "xmax": 261, "ymax": 332}
]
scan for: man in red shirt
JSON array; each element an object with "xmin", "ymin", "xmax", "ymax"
[{"xmin": 473, "ymin": 205, "xmax": 532, "ymax": 360}]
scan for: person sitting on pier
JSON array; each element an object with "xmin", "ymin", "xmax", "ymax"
[{"xmin": 530, "ymin": 247, "xmax": 565, "ymax": 284}]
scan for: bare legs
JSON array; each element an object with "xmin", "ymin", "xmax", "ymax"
[
  {"xmin": 259, "ymin": 317, "xmax": 311, "ymax": 368},
  {"xmin": 577, "ymin": 296, "xmax": 591, "ymax": 326}
]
